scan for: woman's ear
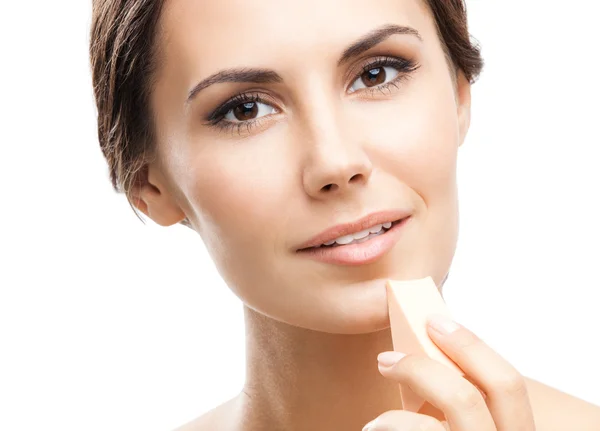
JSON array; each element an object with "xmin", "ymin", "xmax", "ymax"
[
  {"xmin": 456, "ymin": 70, "xmax": 472, "ymax": 147},
  {"xmin": 131, "ymin": 163, "xmax": 187, "ymax": 226}
]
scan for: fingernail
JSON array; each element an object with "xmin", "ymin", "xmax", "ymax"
[
  {"xmin": 428, "ymin": 314, "xmax": 460, "ymax": 335},
  {"xmin": 362, "ymin": 418, "xmax": 379, "ymax": 431},
  {"xmin": 377, "ymin": 351, "xmax": 406, "ymax": 367}
]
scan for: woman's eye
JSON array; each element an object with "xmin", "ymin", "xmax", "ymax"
[
  {"xmin": 224, "ymin": 101, "xmax": 277, "ymax": 123},
  {"xmin": 349, "ymin": 66, "xmax": 400, "ymax": 93}
]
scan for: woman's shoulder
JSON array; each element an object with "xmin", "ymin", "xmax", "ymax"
[
  {"xmin": 172, "ymin": 397, "xmax": 239, "ymax": 431},
  {"xmin": 525, "ymin": 377, "xmax": 600, "ymax": 430},
  {"xmin": 172, "ymin": 380, "xmax": 600, "ymax": 430}
]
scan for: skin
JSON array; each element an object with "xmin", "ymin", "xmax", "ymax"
[{"xmin": 131, "ymin": 0, "xmax": 600, "ymax": 429}]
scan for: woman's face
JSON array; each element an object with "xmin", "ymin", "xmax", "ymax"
[{"xmin": 146, "ymin": 0, "xmax": 471, "ymax": 334}]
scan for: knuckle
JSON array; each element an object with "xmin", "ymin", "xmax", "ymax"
[
  {"xmin": 449, "ymin": 383, "xmax": 486, "ymax": 411},
  {"xmin": 490, "ymin": 369, "xmax": 527, "ymax": 396}
]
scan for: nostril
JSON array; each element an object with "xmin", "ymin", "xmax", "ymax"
[{"xmin": 320, "ymin": 174, "xmax": 363, "ymax": 192}]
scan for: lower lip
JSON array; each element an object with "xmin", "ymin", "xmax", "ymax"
[{"xmin": 297, "ymin": 217, "xmax": 411, "ymax": 266}]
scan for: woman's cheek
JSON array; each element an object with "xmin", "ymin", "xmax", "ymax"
[
  {"xmin": 364, "ymin": 90, "xmax": 459, "ymax": 192},
  {"xmin": 187, "ymin": 140, "xmax": 295, "ymax": 247}
]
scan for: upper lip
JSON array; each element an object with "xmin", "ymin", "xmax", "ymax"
[{"xmin": 296, "ymin": 209, "xmax": 412, "ymax": 250}]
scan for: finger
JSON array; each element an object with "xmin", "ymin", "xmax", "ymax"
[
  {"xmin": 362, "ymin": 410, "xmax": 447, "ymax": 431},
  {"xmin": 378, "ymin": 353, "xmax": 496, "ymax": 431},
  {"xmin": 426, "ymin": 314, "xmax": 536, "ymax": 431}
]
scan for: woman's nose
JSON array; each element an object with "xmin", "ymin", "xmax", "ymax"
[{"xmin": 301, "ymin": 121, "xmax": 373, "ymax": 199}]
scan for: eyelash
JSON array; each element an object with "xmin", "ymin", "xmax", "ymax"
[{"xmin": 206, "ymin": 56, "xmax": 419, "ymax": 134}]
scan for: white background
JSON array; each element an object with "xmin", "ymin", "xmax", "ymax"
[{"xmin": 1, "ymin": 1, "xmax": 599, "ymax": 430}]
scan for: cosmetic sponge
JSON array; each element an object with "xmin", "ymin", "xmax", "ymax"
[{"xmin": 386, "ymin": 276, "xmax": 463, "ymax": 412}]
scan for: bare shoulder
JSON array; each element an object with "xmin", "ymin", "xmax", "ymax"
[
  {"xmin": 525, "ymin": 377, "xmax": 600, "ymax": 431},
  {"xmin": 172, "ymin": 397, "xmax": 239, "ymax": 431}
]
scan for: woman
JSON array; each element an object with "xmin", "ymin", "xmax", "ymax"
[{"xmin": 89, "ymin": 0, "xmax": 600, "ymax": 429}]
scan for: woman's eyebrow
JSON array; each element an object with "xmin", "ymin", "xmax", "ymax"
[
  {"xmin": 337, "ymin": 24, "xmax": 422, "ymax": 66},
  {"xmin": 187, "ymin": 68, "xmax": 282, "ymax": 103},
  {"xmin": 186, "ymin": 23, "xmax": 421, "ymax": 103}
]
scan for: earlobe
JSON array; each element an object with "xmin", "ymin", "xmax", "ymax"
[
  {"xmin": 456, "ymin": 70, "xmax": 472, "ymax": 147},
  {"xmin": 131, "ymin": 164, "xmax": 187, "ymax": 227}
]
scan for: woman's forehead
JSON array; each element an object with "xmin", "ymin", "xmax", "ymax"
[{"xmin": 157, "ymin": 0, "xmax": 435, "ymax": 71}]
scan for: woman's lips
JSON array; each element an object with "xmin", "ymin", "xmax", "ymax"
[
  {"xmin": 296, "ymin": 209, "xmax": 413, "ymax": 250},
  {"xmin": 296, "ymin": 216, "xmax": 411, "ymax": 266}
]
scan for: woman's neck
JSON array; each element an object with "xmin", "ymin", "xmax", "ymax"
[{"xmin": 240, "ymin": 306, "xmax": 403, "ymax": 430}]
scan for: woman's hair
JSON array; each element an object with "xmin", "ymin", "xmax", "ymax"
[{"xmin": 89, "ymin": 0, "xmax": 483, "ymax": 223}]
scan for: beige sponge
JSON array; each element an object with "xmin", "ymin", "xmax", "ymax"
[{"xmin": 386, "ymin": 276, "xmax": 463, "ymax": 412}]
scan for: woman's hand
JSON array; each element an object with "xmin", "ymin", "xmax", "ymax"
[{"xmin": 363, "ymin": 315, "xmax": 536, "ymax": 430}]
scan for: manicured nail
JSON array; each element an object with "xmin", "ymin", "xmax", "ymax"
[
  {"xmin": 428, "ymin": 314, "xmax": 461, "ymax": 335},
  {"xmin": 377, "ymin": 351, "xmax": 406, "ymax": 367},
  {"xmin": 362, "ymin": 418, "xmax": 379, "ymax": 431}
]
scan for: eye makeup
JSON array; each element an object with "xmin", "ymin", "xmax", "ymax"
[{"xmin": 203, "ymin": 55, "xmax": 420, "ymax": 136}]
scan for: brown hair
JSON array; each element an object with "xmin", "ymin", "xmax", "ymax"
[{"xmin": 89, "ymin": 0, "xmax": 483, "ymax": 223}]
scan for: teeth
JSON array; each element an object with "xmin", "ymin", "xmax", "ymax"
[
  {"xmin": 353, "ymin": 228, "xmax": 371, "ymax": 239},
  {"xmin": 355, "ymin": 234, "xmax": 375, "ymax": 244},
  {"xmin": 320, "ymin": 221, "xmax": 394, "ymax": 247},
  {"xmin": 369, "ymin": 224, "xmax": 383, "ymax": 234},
  {"xmin": 334, "ymin": 234, "xmax": 355, "ymax": 245}
]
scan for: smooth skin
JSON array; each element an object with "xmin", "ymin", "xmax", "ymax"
[{"xmin": 128, "ymin": 0, "xmax": 600, "ymax": 429}]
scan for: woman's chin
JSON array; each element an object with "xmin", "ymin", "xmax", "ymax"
[
  {"xmin": 321, "ymin": 278, "xmax": 393, "ymax": 334},
  {"xmin": 243, "ymin": 264, "xmax": 445, "ymax": 334},
  {"xmin": 273, "ymin": 277, "xmax": 396, "ymax": 335}
]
